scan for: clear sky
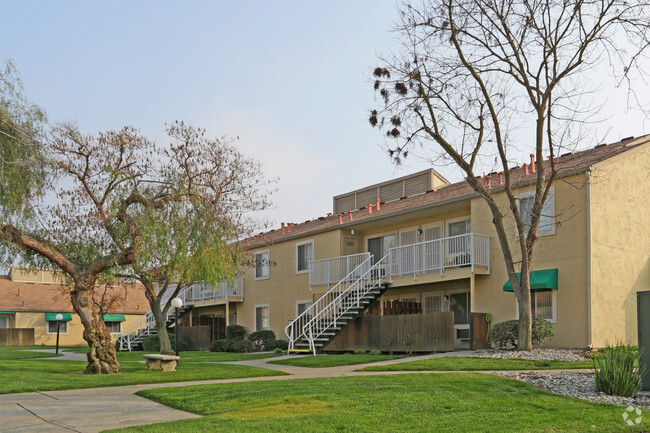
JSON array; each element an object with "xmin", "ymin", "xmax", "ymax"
[{"xmin": 1, "ymin": 1, "xmax": 647, "ymax": 230}]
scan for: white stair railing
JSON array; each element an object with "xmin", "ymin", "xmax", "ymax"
[
  {"xmin": 285, "ymin": 256, "xmax": 373, "ymax": 351},
  {"xmin": 303, "ymin": 254, "xmax": 392, "ymax": 354}
]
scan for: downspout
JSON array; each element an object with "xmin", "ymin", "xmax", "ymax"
[{"xmin": 586, "ymin": 169, "xmax": 593, "ymax": 348}]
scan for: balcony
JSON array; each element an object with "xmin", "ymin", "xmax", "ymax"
[
  {"xmin": 388, "ymin": 233, "xmax": 490, "ymax": 282},
  {"xmin": 178, "ymin": 277, "xmax": 244, "ymax": 306},
  {"xmin": 309, "ymin": 252, "xmax": 371, "ymax": 288}
]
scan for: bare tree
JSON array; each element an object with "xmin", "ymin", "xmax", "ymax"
[
  {"xmin": 370, "ymin": 0, "xmax": 650, "ymax": 349},
  {"xmin": 119, "ymin": 122, "xmax": 272, "ymax": 354}
]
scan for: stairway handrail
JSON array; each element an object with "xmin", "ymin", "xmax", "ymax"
[
  {"xmin": 284, "ymin": 256, "xmax": 373, "ymax": 350},
  {"xmin": 302, "ymin": 253, "xmax": 391, "ymax": 353}
]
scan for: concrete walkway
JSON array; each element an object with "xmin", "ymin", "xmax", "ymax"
[
  {"xmin": 30, "ymin": 349, "xmax": 88, "ymax": 362},
  {"xmin": 1, "ymin": 351, "xmax": 591, "ymax": 433}
]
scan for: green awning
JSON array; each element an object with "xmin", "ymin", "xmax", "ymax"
[
  {"xmin": 45, "ymin": 313, "xmax": 72, "ymax": 321},
  {"xmin": 103, "ymin": 314, "xmax": 126, "ymax": 322},
  {"xmin": 503, "ymin": 268, "xmax": 558, "ymax": 292},
  {"xmin": 0, "ymin": 312, "xmax": 14, "ymax": 314}
]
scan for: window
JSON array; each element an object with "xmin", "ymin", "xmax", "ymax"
[
  {"xmin": 105, "ymin": 321, "xmax": 121, "ymax": 333},
  {"xmin": 0, "ymin": 316, "xmax": 7, "ymax": 328},
  {"xmin": 255, "ymin": 305, "xmax": 270, "ymax": 330},
  {"xmin": 367, "ymin": 234, "xmax": 396, "ymax": 262},
  {"xmin": 516, "ymin": 289, "xmax": 557, "ymax": 323},
  {"xmin": 47, "ymin": 320, "xmax": 67, "ymax": 334},
  {"xmin": 297, "ymin": 301, "xmax": 313, "ymax": 318},
  {"xmin": 296, "ymin": 240, "xmax": 314, "ymax": 273},
  {"xmin": 517, "ymin": 187, "xmax": 555, "ymax": 236},
  {"xmin": 424, "ymin": 295, "xmax": 444, "ymax": 313},
  {"xmin": 255, "ymin": 250, "xmax": 269, "ymax": 280}
]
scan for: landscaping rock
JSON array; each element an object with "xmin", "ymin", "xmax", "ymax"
[
  {"xmin": 498, "ymin": 371, "xmax": 650, "ymax": 408},
  {"xmin": 473, "ymin": 348, "xmax": 589, "ymax": 362}
]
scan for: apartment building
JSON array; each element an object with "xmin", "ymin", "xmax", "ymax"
[{"xmin": 121, "ymin": 135, "xmax": 650, "ymax": 352}]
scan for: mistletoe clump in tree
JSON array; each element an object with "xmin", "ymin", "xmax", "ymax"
[{"xmin": 370, "ymin": 0, "xmax": 650, "ymax": 349}]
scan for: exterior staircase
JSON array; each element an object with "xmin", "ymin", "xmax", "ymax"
[{"xmin": 285, "ymin": 254, "xmax": 392, "ymax": 354}]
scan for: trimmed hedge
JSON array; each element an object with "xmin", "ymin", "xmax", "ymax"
[
  {"xmin": 210, "ymin": 338, "xmax": 254, "ymax": 353},
  {"xmin": 491, "ymin": 318, "xmax": 554, "ymax": 349},
  {"xmin": 227, "ymin": 325, "xmax": 247, "ymax": 340},
  {"xmin": 142, "ymin": 333, "xmax": 188, "ymax": 353}
]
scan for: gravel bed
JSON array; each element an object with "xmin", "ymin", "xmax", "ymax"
[
  {"xmin": 473, "ymin": 348, "xmax": 589, "ymax": 362},
  {"xmin": 498, "ymin": 371, "xmax": 650, "ymax": 408}
]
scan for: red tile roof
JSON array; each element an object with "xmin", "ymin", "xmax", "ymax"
[
  {"xmin": 244, "ymin": 135, "xmax": 649, "ymax": 248},
  {"xmin": 0, "ymin": 276, "xmax": 149, "ymax": 314}
]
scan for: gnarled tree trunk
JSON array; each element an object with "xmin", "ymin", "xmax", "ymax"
[
  {"xmin": 149, "ymin": 295, "xmax": 173, "ymax": 354},
  {"xmin": 70, "ymin": 287, "xmax": 120, "ymax": 374}
]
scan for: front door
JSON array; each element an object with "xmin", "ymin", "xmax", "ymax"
[
  {"xmin": 449, "ymin": 292, "xmax": 471, "ymax": 344},
  {"xmin": 367, "ymin": 234, "xmax": 396, "ymax": 263}
]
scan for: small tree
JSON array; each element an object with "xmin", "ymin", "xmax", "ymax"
[
  {"xmin": 370, "ymin": 0, "xmax": 650, "ymax": 350},
  {"xmin": 0, "ymin": 59, "xmax": 47, "ymax": 211},
  {"xmin": 0, "ymin": 122, "xmax": 261, "ymax": 373},
  {"xmin": 120, "ymin": 122, "xmax": 271, "ymax": 354}
]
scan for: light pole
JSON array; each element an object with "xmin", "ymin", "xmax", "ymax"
[
  {"xmin": 55, "ymin": 313, "xmax": 63, "ymax": 354},
  {"xmin": 170, "ymin": 298, "xmax": 183, "ymax": 357}
]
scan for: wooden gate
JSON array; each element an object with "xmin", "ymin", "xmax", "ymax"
[{"xmin": 192, "ymin": 315, "xmax": 226, "ymax": 342}]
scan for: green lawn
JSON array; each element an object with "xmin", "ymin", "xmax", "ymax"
[
  {"xmin": 0, "ymin": 347, "xmax": 63, "ymax": 360},
  {"xmin": 113, "ymin": 350, "xmax": 280, "ymax": 363},
  {"xmin": 358, "ymin": 356, "xmax": 593, "ymax": 371},
  {"xmin": 0, "ymin": 347, "xmax": 286, "ymax": 394},
  {"xmin": 268, "ymin": 354, "xmax": 403, "ymax": 368},
  {"xmin": 105, "ymin": 374, "xmax": 649, "ymax": 433}
]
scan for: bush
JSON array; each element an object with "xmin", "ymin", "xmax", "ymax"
[
  {"xmin": 353, "ymin": 349, "xmax": 367, "ymax": 355},
  {"xmin": 369, "ymin": 349, "xmax": 383, "ymax": 356},
  {"xmin": 248, "ymin": 330, "xmax": 276, "ymax": 351},
  {"xmin": 227, "ymin": 325, "xmax": 247, "ymax": 340},
  {"xmin": 491, "ymin": 318, "xmax": 555, "ymax": 349},
  {"xmin": 274, "ymin": 347, "xmax": 283, "ymax": 354},
  {"xmin": 232, "ymin": 339, "xmax": 254, "ymax": 353},
  {"xmin": 142, "ymin": 333, "xmax": 188, "ymax": 353},
  {"xmin": 269, "ymin": 339, "xmax": 289, "ymax": 351},
  {"xmin": 593, "ymin": 343, "xmax": 645, "ymax": 397},
  {"xmin": 210, "ymin": 339, "xmax": 234, "ymax": 352}
]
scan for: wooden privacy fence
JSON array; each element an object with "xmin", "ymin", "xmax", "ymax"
[
  {"xmin": 0, "ymin": 328, "xmax": 34, "ymax": 346},
  {"xmin": 383, "ymin": 300, "xmax": 422, "ymax": 315},
  {"xmin": 324, "ymin": 312, "xmax": 454, "ymax": 353}
]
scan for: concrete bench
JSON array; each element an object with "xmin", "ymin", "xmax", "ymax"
[{"xmin": 143, "ymin": 354, "xmax": 181, "ymax": 371}]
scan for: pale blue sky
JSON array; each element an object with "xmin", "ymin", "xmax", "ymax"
[{"xmin": 2, "ymin": 2, "xmax": 647, "ymax": 228}]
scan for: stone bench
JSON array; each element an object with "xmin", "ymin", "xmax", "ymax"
[{"xmin": 143, "ymin": 354, "xmax": 181, "ymax": 371}]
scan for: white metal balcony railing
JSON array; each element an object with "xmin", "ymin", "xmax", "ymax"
[
  {"xmin": 188, "ymin": 278, "xmax": 244, "ymax": 302},
  {"xmin": 389, "ymin": 233, "xmax": 489, "ymax": 277},
  {"xmin": 309, "ymin": 252, "xmax": 371, "ymax": 287}
]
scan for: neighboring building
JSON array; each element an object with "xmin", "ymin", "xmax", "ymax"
[
  {"xmin": 120, "ymin": 135, "xmax": 650, "ymax": 351},
  {"xmin": 0, "ymin": 268, "xmax": 149, "ymax": 346}
]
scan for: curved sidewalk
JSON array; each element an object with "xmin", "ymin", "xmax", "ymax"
[{"xmin": 0, "ymin": 351, "xmax": 592, "ymax": 433}]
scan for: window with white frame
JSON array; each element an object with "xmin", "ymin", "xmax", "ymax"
[
  {"xmin": 296, "ymin": 240, "xmax": 314, "ymax": 273},
  {"xmin": 297, "ymin": 301, "xmax": 313, "ymax": 318},
  {"xmin": 517, "ymin": 289, "xmax": 557, "ymax": 323},
  {"xmin": 255, "ymin": 250, "xmax": 269, "ymax": 280},
  {"xmin": 255, "ymin": 305, "xmax": 270, "ymax": 330},
  {"xmin": 517, "ymin": 187, "xmax": 555, "ymax": 236},
  {"xmin": 47, "ymin": 320, "xmax": 68, "ymax": 333},
  {"xmin": 0, "ymin": 316, "xmax": 7, "ymax": 328}
]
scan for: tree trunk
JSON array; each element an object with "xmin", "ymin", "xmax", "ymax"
[
  {"xmin": 515, "ymin": 286, "xmax": 533, "ymax": 351},
  {"xmin": 152, "ymin": 302, "xmax": 173, "ymax": 354},
  {"xmin": 70, "ymin": 287, "xmax": 120, "ymax": 374}
]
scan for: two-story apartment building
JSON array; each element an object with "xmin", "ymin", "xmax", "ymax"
[{"xmin": 126, "ymin": 135, "xmax": 649, "ymax": 352}]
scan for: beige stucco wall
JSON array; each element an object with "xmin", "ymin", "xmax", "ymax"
[
  {"xmin": 471, "ymin": 173, "xmax": 591, "ymax": 348},
  {"xmin": 236, "ymin": 230, "xmax": 345, "ymax": 338},
  {"xmin": 590, "ymin": 144, "xmax": 650, "ymax": 347},
  {"xmin": 14, "ymin": 312, "xmax": 145, "ymax": 346}
]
